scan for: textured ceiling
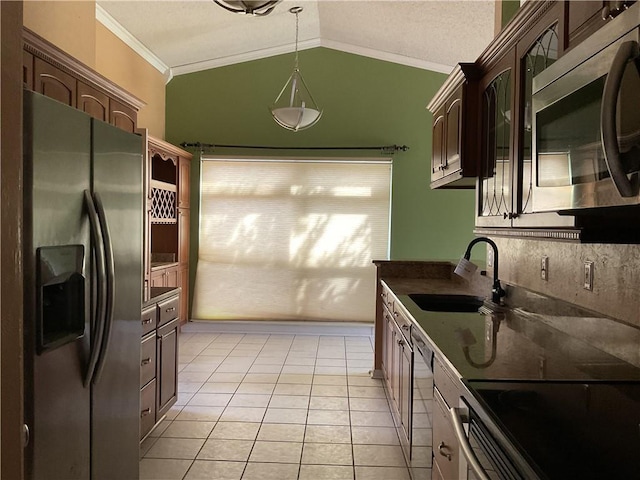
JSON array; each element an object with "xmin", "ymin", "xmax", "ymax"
[{"xmin": 97, "ymin": 0, "xmax": 496, "ymax": 77}]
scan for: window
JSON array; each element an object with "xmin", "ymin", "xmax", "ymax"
[{"xmin": 192, "ymin": 157, "xmax": 392, "ymax": 323}]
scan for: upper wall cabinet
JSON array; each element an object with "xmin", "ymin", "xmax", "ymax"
[
  {"xmin": 23, "ymin": 28, "xmax": 144, "ymax": 133},
  {"xmin": 477, "ymin": 2, "xmax": 571, "ymax": 229},
  {"xmin": 566, "ymin": 1, "xmax": 636, "ymax": 50},
  {"xmin": 427, "ymin": 64, "xmax": 481, "ymax": 189}
]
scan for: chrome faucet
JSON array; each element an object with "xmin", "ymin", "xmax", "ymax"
[{"xmin": 458, "ymin": 237, "xmax": 506, "ymax": 304}]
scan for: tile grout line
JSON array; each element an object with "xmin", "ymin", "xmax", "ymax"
[{"xmin": 144, "ymin": 330, "xmax": 411, "ymax": 480}]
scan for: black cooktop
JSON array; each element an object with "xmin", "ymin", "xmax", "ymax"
[{"xmin": 465, "ymin": 379, "xmax": 640, "ymax": 480}]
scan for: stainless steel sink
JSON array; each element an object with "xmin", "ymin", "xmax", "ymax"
[{"xmin": 408, "ymin": 293, "xmax": 485, "ymax": 313}]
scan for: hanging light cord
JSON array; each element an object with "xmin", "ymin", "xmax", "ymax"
[
  {"xmin": 180, "ymin": 142, "xmax": 409, "ymax": 154},
  {"xmin": 294, "ymin": 7, "xmax": 300, "ymax": 70}
]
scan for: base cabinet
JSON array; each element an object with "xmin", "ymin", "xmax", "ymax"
[
  {"xmin": 432, "ymin": 357, "xmax": 462, "ymax": 480},
  {"xmin": 380, "ymin": 283, "xmax": 413, "ymax": 459},
  {"xmin": 140, "ymin": 292, "xmax": 180, "ymax": 440},
  {"xmin": 150, "ymin": 265, "xmax": 179, "ymax": 288},
  {"xmin": 157, "ymin": 318, "xmax": 178, "ymax": 418}
]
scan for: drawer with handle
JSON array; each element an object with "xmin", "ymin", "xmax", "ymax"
[
  {"xmin": 140, "ymin": 378, "xmax": 157, "ymax": 440},
  {"xmin": 140, "ymin": 332, "xmax": 156, "ymax": 388},
  {"xmin": 141, "ymin": 305, "xmax": 157, "ymax": 336},
  {"xmin": 158, "ymin": 295, "xmax": 179, "ymax": 327}
]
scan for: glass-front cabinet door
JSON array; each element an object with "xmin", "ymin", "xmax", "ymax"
[
  {"xmin": 477, "ymin": 53, "xmax": 515, "ymax": 226},
  {"xmin": 476, "ymin": 3, "xmax": 565, "ymax": 228},
  {"xmin": 517, "ymin": 22, "xmax": 559, "ymax": 217}
]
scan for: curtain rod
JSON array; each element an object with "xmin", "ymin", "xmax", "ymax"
[{"xmin": 180, "ymin": 142, "xmax": 409, "ymax": 155}]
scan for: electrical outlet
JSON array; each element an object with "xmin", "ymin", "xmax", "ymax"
[
  {"xmin": 583, "ymin": 261, "xmax": 594, "ymax": 291},
  {"xmin": 541, "ymin": 256, "xmax": 549, "ymax": 281}
]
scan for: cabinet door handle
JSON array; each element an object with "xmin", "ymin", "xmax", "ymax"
[
  {"xmin": 140, "ymin": 408, "xmax": 151, "ymax": 417},
  {"xmin": 393, "ymin": 311, "xmax": 399, "ymax": 318},
  {"xmin": 141, "ymin": 357, "xmax": 151, "ymax": 366},
  {"xmin": 438, "ymin": 441, "xmax": 452, "ymax": 461},
  {"xmin": 397, "ymin": 339, "xmax": 404, "ymax": 346},
  {"xmin": 166, "ymin": 307, "xmax": 176, "ymax": 313},
  {"xmin": 401, "ymin": 324, "xmax": 409, "ymax": 331},
  {"xmin": 142, "ymin": 318, "xmax": 153, "ymax": 325}
]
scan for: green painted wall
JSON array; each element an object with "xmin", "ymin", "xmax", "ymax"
[
  {"xmin": 165, "ymin": 48, "xmax": 478, "ymax": 270},
  {"xmin": 502, "ymin": 0, "xmax": 521, "ymax": 28}
]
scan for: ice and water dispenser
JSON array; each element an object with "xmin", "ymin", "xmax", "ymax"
[{"xmin": 36, "ymin": 245, "xmax": 85, "ymax": 354}]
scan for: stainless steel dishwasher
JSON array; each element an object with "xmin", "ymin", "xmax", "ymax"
[{"xmin": 410, "ymin": 327, "xmax": 435, "ymax": 480}]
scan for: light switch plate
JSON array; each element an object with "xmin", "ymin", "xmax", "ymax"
[{"xmin": 583, "ymin": 261, "xmax": 594, "ymax": 291}]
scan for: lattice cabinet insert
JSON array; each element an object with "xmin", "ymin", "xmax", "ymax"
[
  {"xmin": 150, "ymin": 182, "xmax": 177, "ymax": 223},
  {"xmin": 143, "ymin": 132, "xmax": 192, "ymax": 325}
]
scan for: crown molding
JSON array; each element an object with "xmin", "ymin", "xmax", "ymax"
[
  {"xmin": 320, "ymin": 39, "xmax": 454, "ymax": 74},
  {"xmin": 95, "ymin": 4, "xmax": 172, "ymax": 82},
  {"xmin": 171, "ymin": 37, "xmax": 453, "ymax": 77},
  {"xmin": 171, "ymin": 38, "xmax": 322, "ymax": 77}
]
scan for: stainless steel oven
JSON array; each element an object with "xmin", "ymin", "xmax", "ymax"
[
  {"xmin": 450, "ymin": 402, "xmax": 527, "ymax": 480},
  {"xmin": 532, "ymin": 3, "xmax": 640, "ymax": 211}
]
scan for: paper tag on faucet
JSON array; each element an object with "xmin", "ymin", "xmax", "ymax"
[{"xmin": 454, "ymin": 257, "xmax": 478, "ymax": 281}]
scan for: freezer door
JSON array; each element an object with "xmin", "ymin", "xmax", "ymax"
[
  {"xmin": 24, "ymin": 91, "xmax": 92, "ymax": 480},
  {"xmin": 90, "ymin": 119, "xmax": 143, "ymax": 480}
]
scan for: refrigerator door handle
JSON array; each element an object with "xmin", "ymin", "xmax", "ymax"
[
  {"xmin": 92, "ymin": 191, "xmax": 115, "ymax": 385},
  {"xmin": 83, "ymin": 190, "xmax": 107, "ymax": 387}
]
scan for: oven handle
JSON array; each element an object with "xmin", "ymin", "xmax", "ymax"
[
  {"xmin": 450, "ymin": 407, "xmax": 491, "ymax": 480},
  {"xmin": 601, "ymin": 40, "xmax": 640, "ymax": 197}
]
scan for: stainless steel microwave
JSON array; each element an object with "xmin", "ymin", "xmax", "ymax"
[{"xmin": 532, "ymin": 4, "xmax": 640, "ymax": 212}]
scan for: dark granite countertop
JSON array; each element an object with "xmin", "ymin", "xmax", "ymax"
[
  {"xmin": 143, "ymin": 286, "xmax": 180, "ymax": 308},
  {"xmin": 383, "ymin": 278, "xmax": 640, "ymax": 382}
]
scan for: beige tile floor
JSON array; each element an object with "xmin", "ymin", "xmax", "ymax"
[{"xmin": 140, "ymin": 330, "xmax": 416, "ymax": 480}]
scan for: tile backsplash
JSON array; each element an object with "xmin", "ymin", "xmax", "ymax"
[{"xmin": 489, "ymin": 237, "xmax": 640, "ymax": 328}]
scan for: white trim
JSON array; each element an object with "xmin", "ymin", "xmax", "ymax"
[
  {"xmin": 320, "ymin": 39, "xmax": 454, "ymax": 74},
  {"xmin": 183, "ymin": 320, "xmax": 374, "ymax": 337},
  {"xmin": 95, "ymin": 4, "xmax": 172, "ymax": 82},
  {"xmin": 171, "ymin": 37, "xmax": 454, "ymax": 77},
  {"xmin": 171, "ymin": 38, "xmax": 322, "ymax": 77}
]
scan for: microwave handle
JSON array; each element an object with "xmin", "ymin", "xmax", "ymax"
[
  {"xmin": 450, "ymin": 407, "xmax": 491, "ymax": 480},
  {"xmin": 601, "ymin": 40, "xmax": 640, "ymax": 197}
]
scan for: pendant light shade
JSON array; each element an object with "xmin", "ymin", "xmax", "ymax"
[
  {"xmin": 213, "ymin": 1, "xmax": 281, "ymax": 16},
  {"xmin": 269, "ymin": 7, "xmax": 322, "ymax": 132}
]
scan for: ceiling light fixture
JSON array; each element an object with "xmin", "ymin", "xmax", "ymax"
[
  {"xmin": 269, "ymin": 6, "xmax": 322, "ymax": 132},
  {"xmin": 213, "ymin": 0, "xmax": 281, "ymax": 16}
]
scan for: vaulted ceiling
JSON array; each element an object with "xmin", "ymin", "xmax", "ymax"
[{"xmin": 97, "ymin": 0, "xmax": 496, "ymax": 79}]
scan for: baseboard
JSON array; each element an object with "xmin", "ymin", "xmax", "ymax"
[{"xmin": 182, "ymin": 320, "xmax": 374, "ymax": 337}]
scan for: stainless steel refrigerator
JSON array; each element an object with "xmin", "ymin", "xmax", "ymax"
[{"xmin": 23, "ymin": 90, "xmax": 143, "ymax": 480}]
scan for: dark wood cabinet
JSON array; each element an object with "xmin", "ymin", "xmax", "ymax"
[
  {"xmin": 34, "ymin": 57, "xmax": 76, "ymax": 107},
  {"xmin": 178, "ymin": 158, "xmax": 191, "ymax": 209},
  {"xmin": 432, "ymin": 387, "xmax": 459, "ymax": 480},
  {"xmin": 24, "ymin": 27, "xmax": 142, "ymax": 133},
  {"xmin": 565, "ymin": 1, "xmax": 636, "ymax": 50},
  {"xmin": 427, "ymin": 64, "xmax": 480, "ymax": 189},
  {"xmin": 23, "ymin": 50, "xmax": 33, "ymax": 89},
  {"xmin": 179, "ymin": 265, "xmax": 190, "ymax": 323},
  {"xmin": 140, "ymin": 292, "xmax": 179, "ymax": 440},
  {"xmin": 476, "ymin": 1, "xmax": 576, "ymax": 230},
  {"xmin": 150, "ymin": 265, "xmax": 179, "ymax": 288},
  {"xmin": 77, "ymin": 81, "xmax": 109, "ymax": 122},
  {"xmin": 379, "ymin": 283, "xmax": 413, "ymax": 460},
  {"xmin": 178, "ymin": 209, "xmax": 190, "ymax": 265},
  {"xmin": 477, "ymin": 52, "xmax": 516, "ymax": 226},
  {"xmin": 145, "ymin": 135, "xmax": 192, "ymax": 324},
  {"xmin": 156, "ymin": 318, "xmax": 178, "ymax": 418},
  {"xmin": 109, "ymin": 98, "xmax": 137, "ymax": 134}
]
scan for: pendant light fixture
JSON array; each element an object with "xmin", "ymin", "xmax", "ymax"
[
  {"xmin": 213, "ymin": 1, "xmax": 281, "ymax": 16},
  {"xmin": 269, "ymin": 6, "xmax": 322, "ymax": 132}
]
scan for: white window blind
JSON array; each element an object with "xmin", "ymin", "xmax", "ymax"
[{"xmin": 192, "ymin": 157, "xmax": 392, "ymax": 323}]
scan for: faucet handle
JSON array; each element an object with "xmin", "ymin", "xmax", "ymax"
[{"xmin": 492, "ymin": 280, "xmax": 506, "ymax": 304}]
